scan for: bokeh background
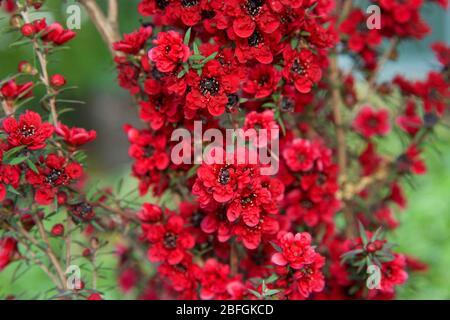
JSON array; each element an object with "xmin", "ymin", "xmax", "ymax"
[{"xmin": 0, "ymin": 0, "xmax": 449, "ymax": 299}]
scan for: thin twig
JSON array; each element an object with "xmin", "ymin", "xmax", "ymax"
[
  {"xmin": 79, "ymin": 0, "xmax": 121, "ymax": 56},
  {"xmin": 34, "ymin": 215, "xmax": 67, "ymax": 289}
]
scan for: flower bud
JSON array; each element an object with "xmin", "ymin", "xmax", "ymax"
[
  {"xmin": 18, "ymin": 61, "xmax": 36, "ymax": 75},
  {"xmin": 21, "ymin": 23, "xmax": 36, "ymax": 37},
  {"xmin": 51, "ymin": 224, "xmax": 65, "ymax": 237},
  {"xmin": 50, "ymin": 74, "xmax": 66, "ymax": 87},
  {"xmin": 9, "ymin": 15, "xmax": 22, "ymax": 29}
]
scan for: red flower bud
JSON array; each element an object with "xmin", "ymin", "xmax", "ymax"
[
  {"xmin": 87, "ymin": 293, "xmax": 103, "ymax": 300},
  {"xmin": 21, "ymin": 23, "xmax": 35, "ymax": 37},
  {"xmin": 50, "ymin": 74, "xmax": 66, "ymax": 87},
  {"xmin": 51, "ymin": 224, "xmax": 65, "ymax": 237},
  {"xmin": 82, "ymin": 248, "xmax": 91, "ymax": 257},
  {"xmin": 57, "ymin": 191, "xmax": 68, "ymax": 205}
]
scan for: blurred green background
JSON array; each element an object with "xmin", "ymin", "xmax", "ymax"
[{"xmin": 0, "ymin": 0, "xmax": 449, "ymax": 299}]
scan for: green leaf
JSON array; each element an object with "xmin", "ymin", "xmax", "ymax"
[
  {"xmin": 358, "ymin": 220, "xmax": 369, "ymax": 245},
  {"xmin": 265, "ymin": 274, "xmax": 278, "ymax": 284},
  {"xmin": 7, "ymin": 185, "xmax": 21, "ymax": 196},
  {"xmin": 184, "ymin": 28, "xmax": 192, "ymax": 45},
  {"xmin": 193, "ymin": 42, "xmax": 200, "ymax": 55},
  {"xmin": 202, "ymin": 52, "xmax": 218, "ymax": 64},
  {"xmin": 265, "ymin": 289, "xmax": 281, "ymax": 296},
  {"xmin": 178, "ymin": 69, "xmax": 186, "ymax": 78},
  {"xmin": 187, "ymin": 165, "xmax": 199, "ymax": 178},
  {"xmin": 189, "ymin": 54, "xmax": 205, "ymax": 61},
  {"xmin": 269, "ymin": 241, "xmax": 282, "ymax": 252},
  {"xmin": 290, "ymin": 37, "xmax": 299, "ymax": 49},
  {"xmin": 3, "ymin": 145, "xmax": 26, "ymax": 161},
  {"xmin": 26, "ymin": 158, "xmax": 39, "ymax": 174},
  {"xmin": 8, "ymin": 156, "xmax": 28, "ymax": 165},
  {"xmin": 247, "ymin": 289, "xmax": 262, "ymax": 299},
  {"xmin": 372, "ymin": 226, "xmax": 383, "ymax": 241}
]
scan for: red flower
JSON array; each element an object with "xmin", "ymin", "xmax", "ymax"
[
  {"xmin": 0, "ymin": 237, "xmax": 17, "ymax": 271},
  {"xmin": 114, "ymin": 26, "xmax": 152, "ymax": 54},
  {"xmin": 271, "ymin": 231, "xmax": 326, "ymax": 299},
  {"xmin": 242, "ymin": 64, "xmax": 281, "ymax": 98},
  {"xmin": 271, "ymin": 232, "xmax": 317, "ymax": 269},
  {"xmin": 233, "ymin": 215, "xmax": 279, "ymax": 249},
  {"xmin": 137, "ymin": 203, "xmax": 163, "ymax": 223},
  {"xmin": 185, "ymin": 60, "xmax": 239, "ymax": 118},
  {"xmin": 0, "ymin": 164, "xmax": 21, "ymax": 201},
  {"xmin": 146, "ymin": 215, "xmax": 195, "ymax": 265},
  {"xmin": 1, "ymin": 80, "xmax": 33, "ymax": 100},
  {"xmin": 431, "ymin": 42, "xmax": 450, "ymax": 67},
  {"xmin": 397, "ymin": 144, "xmax": 426, "ymax": 175},
  {"xmin": 282, "ymin": 138, "xmax": 319, "ymax": 172},
  {"xmin": 231, "ymin": 0, "xmax": 280, "ymax": 38},
  {"xmin": 158, "ymin": 258, "xmax": 200, "ymax": 299},
  {"xmin": 396, "ymin": 100, "xmax": 423, "ymax": 137},
  {"xmin": 55, "ymin": 123, "xmax": 97, "ymax": 148},
  {"xmin": 149, "ymin": 30, "xmax": 190, "ymax": 73},
  {"xmin": 242, "ymin": 110, "xmax": 278, "ymax": 148},
  {"xmin": 282, "ymin": 48, "xmax": 322, "ymax": 93},
  {"xmin": 3, "ymin": 111, "xmax": 54, "ymax": 150},
  {"xmin": 71, "ymin": 202, "xmax": 96, "ymax": 221},
  {"xmin": 42, "ymin": 22, "xmax": 76, "ymax": 45},
  {"xmin": 353, "ymin": 105, "xmax": 391, "ymax": 138},
  {"xmin": 291, "ymin": 254, "xmax": 325, "ymax": 299},
  {"xmin": 26, "ymin": 154, "xmax": 83, "ymax": 205},
  {"xmin": 198, "ymin": 259, "xmax": 234, "ymax": 300},
  {"xmin": 377, "ymin": 254, "xmax": 408, "ymax": 293}
]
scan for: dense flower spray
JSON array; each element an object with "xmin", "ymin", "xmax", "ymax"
[{"xmin": 0, "ymin": 0, "xmax": 448, "ymax": 300}]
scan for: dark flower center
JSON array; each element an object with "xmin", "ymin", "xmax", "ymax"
[
  {"xmin": 181, "ymin": 0, "xmax": 199, "ymax": 7},
  {"xmin": 152, "ymin": 67, "xmax": 165, "ymax": 80},
  {"xmin": 248, "ymin": 31, "xmax": 263, "ymax": 47},
  {"xmin": 218, "ymin": 167, "xmax": 231, "ymax": 185},
  {"xmin": 301, "ymin": 199, "xmax": 314, "ymax": 209},
  {"xmin": 163, "ymin": 232, "xmax": 178, "ymax": 249},
  {"xmin": 280, "ymin": 97, "xmax": 294, "ymax": 112},
  {"xmin": 367, "ymin": 117, "xmax": 379, "ymax": 128},
  {"xmin": 46, "ymin": 169, "xmax": 62, "ymax": 185},
  {"xmin": 156, "ymin": 0, "xmax": 169, "ymax": 9},
  {"xmin": 240, "ymin": 194, "xmax": 256, "ymax": 206},
  {"xmin": 191, "ymin": 211, "xmax": 203, "ymax": 227},
  {"xmin": 200, "ymin": 77, "xmax": 220, "ymax": 96},
  {"xmin": 424, "ymin": 112, "xmax": 438, "ymax": 128},
  {"xmin": 226, "ymin": 94, "xmax": 239, "ymax": 111},
  {"xmin": 291, "ymin": 60, "xmax": 305, "ymax": 75},
  {"xmin": 201, "ymin": 10, "xmax": 216, "ymax": 19},
  {"xmin": 258, "ymin": 74, "xmax": 269, "ymax": 86},
  {"xmin": 21, "ymin": 125, "xmax": 36, "ymax": 137},
  {"xmin": 144, "ymin": 145, "xmax": 155, "ymax": 157},
  {"xmin": 244, "ymin": 0, "xmax": 264, "ymax": 17},
  {"xmin": 317, "ymin": 173, "xmax": 327, "ymax": 185},
  {"xmin": 74, "ymin": 202, "xmax": 94, "ymax": 219}
]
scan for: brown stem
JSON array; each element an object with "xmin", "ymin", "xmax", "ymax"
[
  {"xmin": 230, "ymin": 243, "xmax": 239, "ymax": 276},
  {"xmin": 18, "ymin": 239, "xmax": 64, "ymax": 290},
  {"xmin": 34, "ymin": 215, "xmax": 67, "ymax": 289},
  {"xmin": 20, "ymin": 8, "xmax": 58, "ymax": 125},
  {"xmin": 79, "ymin": 0, "xmax": 121, "ymax": 56},
  {"xmin": 329, "ymin": 53, "xmax": 355, "ymax": 237},
  {"xmin": 366, "ymin": 38, "xmax": 399, "ymax": 95}
]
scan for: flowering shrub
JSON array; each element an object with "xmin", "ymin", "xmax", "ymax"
[{"xmin": 0, "ymin": 0, "xmax": 449, "ymax": 300}]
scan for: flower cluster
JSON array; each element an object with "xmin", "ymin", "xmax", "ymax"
[
  {"xmin": 108, "ymin": 0, "xmax": 449, "ymax": 300},
  {"xmin": 0, "ymin": 0, "xmax": 448, "ymax": 301}
]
